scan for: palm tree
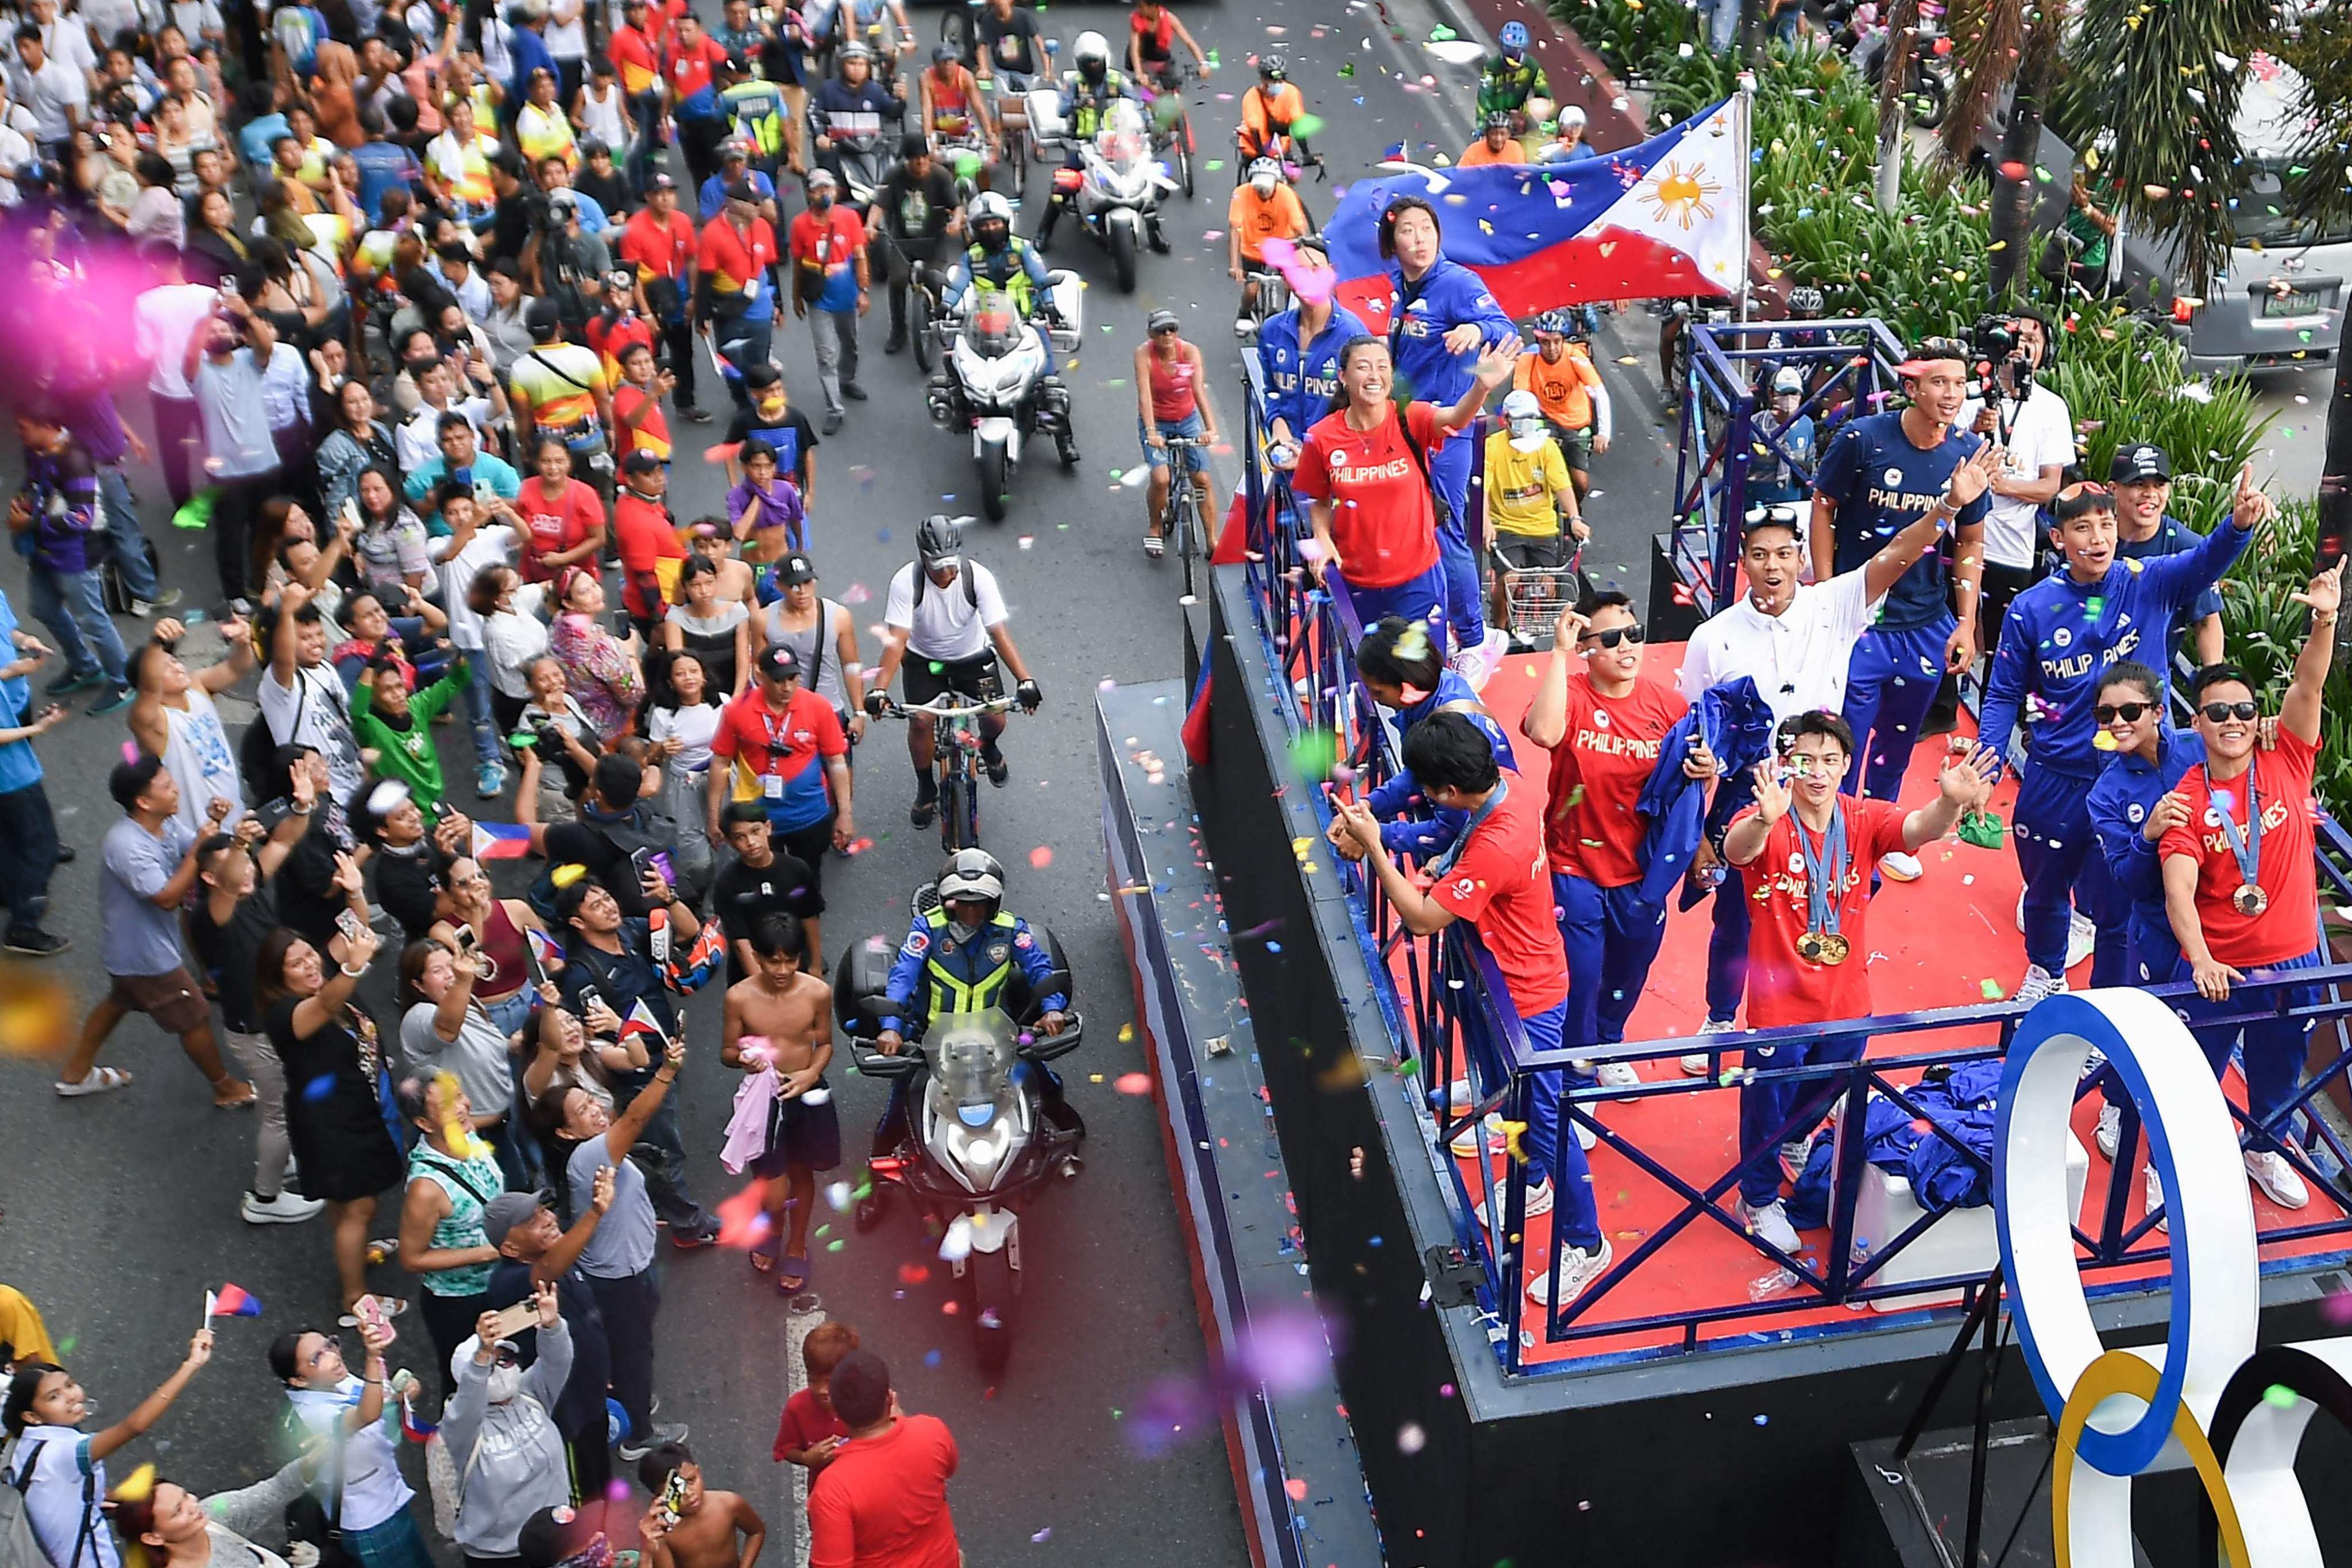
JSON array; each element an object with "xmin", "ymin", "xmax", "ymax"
[
  {"xmin": 1872, "ymin": 0, "xmax": 1920, "ymax": 212},
  {"xmin": 2049, "ymin": 0, "xmax": 2274, "ymax": 298}
]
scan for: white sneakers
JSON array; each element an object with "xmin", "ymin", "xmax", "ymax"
[
  {"xmin": 2144, "ymin": 1165, "xmax": 2167, "ymax": 1231},
  {"xmin": 1683, "ymin": 1016, "xmax": 1737, "ymax": 1076},
  {"xmin": 242, "ymin": 1189, "xmax": 326, "ymax": 1225},
  {"xmin": 1740, "ymin": 1197, "xmax": 1801, "ymax": 1254},
  {"xmin": 1525, "ymin": 1236, "xmax": 1615, "ymax": 1307},
  {"xmin": 1476, "ymin": 1179, "xmax": 1555, "ymax": 1230},
  {"xmin": 2246, "ymin": 1149, "xmax": 2311, "ymax": 1210},
  {"xmin": 1449, "ymin": 1111, "xmax": 1505, "ymax": 1158},
  {"xmin": 2068, "ymin": 910, "xmax": 2097, "ymax": 970},
  {"xmin": 2095, "ymin": 1103, "xmax": 2122, "ymax": 1161},
  {"xmin": 1448, "ymin": 629, "xmax": 1513, "ymax": 693},
  {"xmin": 1780, "ymin": 1138, "xmax": 1814, "ymax": 1179},
  {"xmin": 1593, "ymin": 1061, "xmax": 1641, "ymax": 1090},
  {"xmin": 1879, "ymin": 851, "xmax": 1924, "ymax": 882},
  {"xmin": 2013, "ymin": 964, "xmax": 2067, "ymax": 1005}
]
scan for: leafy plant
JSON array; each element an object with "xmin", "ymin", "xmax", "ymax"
[{"xmin": 2218, "ymin": 497, "xmax": 2352, "ymax": 818}]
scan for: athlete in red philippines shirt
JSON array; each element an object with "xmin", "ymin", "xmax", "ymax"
[
  {"xmin": 1520, "ymin": 592, "xmax": 1716, "ymax": 1092},
  {"xmin": 1720, "ymin": 710, "xmax": 1995, "ymax": 1254},
  {"xmin": 1291, "ymin": 334, "xmax": 1519, "ymax": 655},
  {"xmin": 2160, "ymin": 556, "xmax": 2342, "ymax": 1212},
  {"xmin": 1331, "ymin": 711, "xmax": 1611, "ymax": 1308}
]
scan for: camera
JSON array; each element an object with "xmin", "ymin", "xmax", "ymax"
[{"xmin": 1969, "ymin": 313, "xmax": 2034, "ymax": 397}]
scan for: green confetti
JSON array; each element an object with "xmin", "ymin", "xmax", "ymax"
[
  {"xmin": 1981, "ymin": 978, "xmax": 2005, "ymax": 1001},
  {"xmin": 58, "ymin": 1336, "xmax": 76, "ymax": 1356},
  {"xmin": 1292, "ymin": 113, "xmax": 1325, "ymax": 140},
  {"xmin": 827, "ymin": 1239, "xmax": 847, "ymax": 1252},
  {"xmin": 1338, "ymin": 61, "xmax": 1355, "ymax": 77},
  {"xmin": 1205, "ymin": 159, "xmax": 1226, "ymax": 171},
  {"xmin": 2264, "ymin": 1384, "xmax": 2300, "ymax": 1408},
  {"xmin": 1428, "ymin": 23, "xmax": 1458, "ymax": 40},
  {"xmin": 2085, "ymin": 597, "xmax": 2104, "ymax": 617},
  {"xmin": 1289, "ymin": 726, "xmax": 1338, "ymax": 780}
]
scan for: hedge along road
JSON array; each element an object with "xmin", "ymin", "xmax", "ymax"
[{"xmin": 0, "ymin": 2, "xmax": 1684, "ymax": 1566}]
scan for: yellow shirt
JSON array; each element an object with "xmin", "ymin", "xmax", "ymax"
[
  {"xmin": 1483, "ymin": 430, "xmax": 1571, "ymax": 538},
  {"xmin": 509, "ymin": 342, "xmax": 613, "ymax": 431}
]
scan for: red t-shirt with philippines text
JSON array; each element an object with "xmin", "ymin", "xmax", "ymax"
[
  {"xmin": 1427, "ymin": 779, "xmax": 1567, "ymax": 1017},
  {"xmin": 2158, "ymin": 728, "xmax": 2321, "ymax": 969},
  {"xmin": 1290, "ymin": 401, "xmax": 1446, "ymax": 589},
  {"xmin": 1543, "ymin": 673, "xmax": 1685, "ymax": 887},
  {"xmin": 517, "ymin": 477, "xmax": 607, "ymax": 581},
  {"xmin": 808, "ymin": 1413, "xmax": 960, "ymax": 1568},
  {"xmin": 1729, "ymin": 795, "xmax": 1909, "ymax": 1031}
]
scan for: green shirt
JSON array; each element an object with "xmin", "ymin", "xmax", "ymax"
[
  {"xmin": 349, "ymin": 661, "xmax": 467, "ymax": 824},
  {"xmin": 1478, "ymin": 58, "xmax": 1548, "ymax": 118},
  {"xmin": 405, "ymin": 1142, "xmax": 505, "ymax": 1297}
]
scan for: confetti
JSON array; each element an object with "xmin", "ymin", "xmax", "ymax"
[
  {"xmin": 1028, "ymin": 845, "xmax": 1053, "ymax": 869},
  {"xmin": 1114, "ymin": 1072, "xmax": 1153, "ymax": 1095}
]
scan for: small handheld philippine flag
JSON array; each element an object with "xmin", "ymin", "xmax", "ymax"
[{"xmin": 204, "ymin": 1284, "xmax": 262, "ymax": 1323}]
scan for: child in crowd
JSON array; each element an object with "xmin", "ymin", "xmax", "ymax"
[{"xmin": 772, "ymin": 1318, "xmax": 858, "ymax": 1472}]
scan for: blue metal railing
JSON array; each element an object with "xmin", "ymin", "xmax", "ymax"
[{"xmin": 1227, "ymin": 347, "xmax": 2352, "ymax": 1375}]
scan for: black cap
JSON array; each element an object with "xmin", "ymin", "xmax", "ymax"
[
  {"xmin": 621, "ymin": 447, "xmax": 663, "ymax": 475},
  {"xmin": 777, "ymin": 550, "xmax": 816, "ymax": 585},
  {"xmin": 524, "ymin": 296, "xmax": 563, "ymax": 337},
  {"xmin": 645, "ymin": 171, "xmax": 676, "ymax": 192},
  {"xmin": 727, "ymin": 178, "xmax": 762, "ymax": 203},
  {"xmin": 517, "ymin": 1508, "xmax": 600, "ymax": 1568},
  {"xmin": 757, "ymin": 643, "xmax": 802, "ymax": 681},
  {"xmin": 2109, "ymin": 442, "xmax": 2171, "ymax": 484}
]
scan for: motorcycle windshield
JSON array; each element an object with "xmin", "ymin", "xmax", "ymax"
[
  {"xmin": 925, "ymin": 1011, "xmax": 1021, "ymax": 1120},
  {"xmin": 963, "ymin": 295, "xmax": 1023, "ymax": 357},
  {"xmin": 1095, "ymin": 101, "xmax": 1150, "ymax": 174}
]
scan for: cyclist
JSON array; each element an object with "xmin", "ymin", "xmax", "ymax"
[
  {"xmin": 1235, "ymin": 53, "xmax": 1306, "ymax": 173},
  {"xmin": 1127, "ymin": 0, "xmax": 1207, "ymax": 91},
  {"xmin": 971, "ymin": 0, "xmax": 1046, "ymax": 88},
  {"xmin": 817, "ymin": 0, "xmax": 914, "ymax": 77},
  {"xmin": 1037, "ymin": 30, "xmax": 1135, "ymax": 249},
  {"xmin": 872, "ymin": 132, "xmax": 965, "ymax": 354},
  {"xmin": 1227, "ymin": 157, "xmax": 1310, "ymax": 338},
  {"xmin": 1513, "ymin": 310, "xmax": 1611, "ymax": 499},
  {"xmin": 868, "ymin": 849, "xmax": 1074, "ymax": 1163},
  {"xmin": 1133, "ymin": 307, "xmax": 1221, "ymax": 559},
  {"xmin": 1252, "ymin": 233, "xmax": 1367, "ymax": 469},
  {"xmin": 1459, "ymin": 109, "xmax": 1526, "ymax": 167},
  {"xmin": 864, "ymin": 515, "xmax": 1044, "ymax": 822},
  {"xmin": 918, "ymin": 42, "xmax": 998, "ymax": 176},
  {"xmin": 1478, "ymin": 21, "xmax": 1551, "ymax": 138}
]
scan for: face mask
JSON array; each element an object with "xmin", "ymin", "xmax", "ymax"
[
  {"xmin": 486, "ymin": 1363, "xmax": 522, "ymax": 1404},
  {"xmin": 809, "ymin": 191, "xmax": 832, "ymax": 210}
]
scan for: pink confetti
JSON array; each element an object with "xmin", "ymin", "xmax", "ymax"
[
  {"xmin": 1114, "ymin": 1072, "xmax": 1153, "ymax": 1095},
  {"xmin": 1284, "ymin": 1478, "xmax": 1309, "ymax": 1501},
  {"xmin": 1029, "ymin": 845, "xmax": 1054, "ymax": 869}
]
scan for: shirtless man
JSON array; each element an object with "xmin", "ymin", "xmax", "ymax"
[
  {"xmin": 128, "ymin": 611, "xmax": 257, "ymax": 837},
  {"xmin": 638, "ymin": 1442, "xmax": 767, "ymax": 1568},
  {"xmin": 721, "ymin": 912, "xmax": 839, "ymax": 1295}
]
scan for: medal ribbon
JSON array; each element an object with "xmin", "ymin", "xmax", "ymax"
[
  {"xmin": 1797, "ymin": 801, "xmax": 1849, "ymax": 940},
  {"xmin": 2212, "ymin": 779, "xmax": 2264, "ymax": 895}
]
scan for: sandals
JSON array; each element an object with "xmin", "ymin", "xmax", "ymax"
[
  {"xmin": 1142, "ymin": 532, "xmax": 1165, "ymax": 558},
  {"xmin": 212, "ymin": 1078, "xmax": 258, "ymax": 1110},
  {"xmin": 55, "ymin": 1066, "xmax": 132, "ymax": 1098},
  {"xmin": 750, "ymin": 1234, "xmax": 779, "ymax": 1274},
  {"xmin": 778, "ymin": 1253, "xmax": 810, "ymax": 1292}
]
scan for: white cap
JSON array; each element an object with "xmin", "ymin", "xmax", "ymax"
[
  {"xmin": 1558, "ymin": 105, "xmax": 1588, "ymax": 128},
  {"xmin": 1502, "ymin": 389, "xmax": 1548, "ymax": 453},
  {"xmin": 1500, "ymin": 389, "xmax": 1542, "ymax": 422}
]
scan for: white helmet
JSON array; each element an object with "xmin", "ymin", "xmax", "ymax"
[
  {"xmin": 1072, "ymin": 29, "xmax": 1110, "ymax": 72},
  {"xmin": 968, "ymin": 190, "xmax": 1014, "ymax": 241},
  {"xmin": 1248, "ymin": 156, "xmax": 1283, "ymax": 191}
]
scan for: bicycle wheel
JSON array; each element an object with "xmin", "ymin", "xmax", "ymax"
[
  {"xmin": 940, "ymin": 769, "xmax": 976, "ymax": 851},
  {"xmin": 1176, "ymin": 113, "xmax": 1196, "ymax": 198},
  {"xmin": 939, "ymin": 4, "xmax": 968, "ymax": 56},
  {"xmin": 1005, "ymin": 125, "xmax": 1030, "ymax": 204},
  {"xmin": 911, "ymin": 272, "xmax": 936, "ymax": 373}
]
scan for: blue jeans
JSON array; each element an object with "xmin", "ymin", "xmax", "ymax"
[
  {"xmin": 1739, "ymin": 1030, "xmax": 1864, "ymax": 1207},
  {"xmin": 340, "ymin": 1504, "xmax": 434, "ymax": 1568},
  {"xmin": 97, "ymin": 467, "xmax": 160, "ymax": 601},
  {"xmin": 1518, "ymin": 1001, "xmax": 1602, "ymax": 1251},
  {"xmin": 1840, "ymin": 613, "xmax": 1951, "ymax": 801},
  {"xmin": 621, "ymin": 1088, "xmax": 712, "ymax": 1233},
  {"xmin": 1554, "ymin": 872, "xmax": 1670, "ymax": 1071},
  {"xmin": 30, "ymin": 564, "xmax": 126, "ymax": 685},
  {"xmin": 1336, "ymin": 563, "xmax": 1450, "ymax": 654},
  {"xmin": 461, "ymin": 650, "xmax": 499, "ymax": 768},
  {"xmin": 2015, "ymin": 761, "xmax": 2127, "ymax": 982},
  {"xmin": 628, "ymin": 88, "xmax": 666, "ymax": 194},
  {"xmin": 1698, "ymin": 0, "xmax": 1739, "ymax": 51},
  {"xmin": 1706, "ymin": 864, "xmax": 1750, "ymax": 1025},
  {"xmin": 2175, "ymin": 944, "xmax": 2326, "ymax": 1153}
]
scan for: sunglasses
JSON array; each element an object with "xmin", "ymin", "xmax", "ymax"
[
  {"xmin": 2198, "ymin": 700, "xmax": 2260, "ymax": 723},
  {"xmin": 1150, "ymin": 323, "xmax": 1180, "ymax": 337},
  {"xmin": 1578, "ymin": 624, "xmax": 1646, "ymax": 650},
  {"xmin": 2056, "ymin": 481, "xmax": 2111, "ymax": 504},
  {"xmin": 2092, "ymin": 701, "xmax": 2152, "ymax": 725}
]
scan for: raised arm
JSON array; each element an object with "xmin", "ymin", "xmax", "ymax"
[
  {"xmin": 2283, "ymin": 557, "xmax": 2343, "ymax": 747},
  {"xmin": 1860, "ymin": 446, "xmax": 2000, "ymax": 605},
  {"xmin": 87, "ymin": 1330, "xmax": 211, "ymax": 1461},
  {"xmin": 1436, "ymin": 336, "xmax": 1522, "ymax": 434},
  {"xmin": 605, "ymin": 1037, "xmax": 685, "ymax": 1159}
]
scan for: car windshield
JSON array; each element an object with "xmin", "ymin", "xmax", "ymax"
[
  {"xmin": 2230, "ymin": 159, "xmax": 2352, "ymax": 249},
  {"xmin": 963, "ymin": 293, "xmax": 1022, "ymax": 354}
]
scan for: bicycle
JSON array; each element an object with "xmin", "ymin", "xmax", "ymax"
[
  {"xmin": 876, "ymin": 690, "xmax": 1021, "ymax": 851},
  {"xmin": 1156, "ymin": 435, "xmax": 1210, "ymax": 595},
  {"xmin": 1139, "ymin": 59, "xmax": 1199, "ymax": 199}
]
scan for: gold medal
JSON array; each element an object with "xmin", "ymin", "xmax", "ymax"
[
  {"xmin": 2233, "ymin": 883, "xmax": 2269, "ymax": 917},
  {"xmin": 1814, "ymin": 932, "xmax": 1851, "ymax": 965},
  {"xmin": 1795, "ymin": 931, "xmax": 1821, "ymax": 963}
]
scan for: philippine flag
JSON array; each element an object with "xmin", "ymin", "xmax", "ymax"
[
  {"xmin": 205, "ymin": 1283, "xmax": 263, "ymax": 1320},
  {"xmin": 470, "ymin": 821, "xmax": 534, "ymax": 862},
  {"xmin": 1328, "ymin": 94, "xmax": 1751, "ymax": 323}
]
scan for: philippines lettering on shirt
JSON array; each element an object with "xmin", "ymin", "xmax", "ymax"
[
  {"xmin": 1860, "ymin": 471, "xmax": 1954, "ymax": 523},
  {"xmin": 2037, "ymin": 620, "xmax": 2143, "ymax": 688},
  {"xmin": 2193, "ymin": 790, "xmax": 2293, "ymax": 856},
  {"xmin": 1571, "ymin": 724, "xmax": 1661, "ymax": 761},
  {"xmin": 1325, "ymin": 447, "xmax": 1413, "ymax": 485}
]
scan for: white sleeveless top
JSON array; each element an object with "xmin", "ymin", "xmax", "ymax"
[{"xmin": 163, "ymin": 686, "xmax": 246, "ymax": 837}]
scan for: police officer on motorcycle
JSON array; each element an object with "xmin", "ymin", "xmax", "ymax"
[
  {"xmin": 870, "ymin": 849, "xmax": 1075, "ymax": 1154},
  {"xmin": 1037, "ymin": 29, "xmax": 1131, "ymax": 249}
]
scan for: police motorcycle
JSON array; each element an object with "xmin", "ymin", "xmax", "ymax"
[
  {"xmin": 924, "ymin": 207, "xmax": 1084, "ymax": 521},
  {"xmin": 810, "ymin": 45, "xmax": 899, "ymax": 209},
  {"xmin": 1029, "ymin": 93, "xmax": 1171, "ymax": 292},
  {"xmin": 839, "ymin": 856, "xmax": 1086, "ymax": 1377}
]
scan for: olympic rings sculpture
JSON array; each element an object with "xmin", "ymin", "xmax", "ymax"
[{"xmin": 1995, "ymin": 988, "xmax": 2352, "ymax": 1567}]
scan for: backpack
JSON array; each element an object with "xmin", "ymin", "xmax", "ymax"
[{"xmin": 1, "ymin": 1440, "xmax": 56, "ymax": 1568}]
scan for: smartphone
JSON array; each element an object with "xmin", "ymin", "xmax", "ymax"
[
  {"xmin": 485, "ymin": 1300, "xmax": 538, "ymax": 1342},
  {"xmin": 456, "ymin": 926, "xmax": 478, "ymax": 952},
  {"xmin": 2318, "ymin": 477, "xmax": 2349, "ymax": 579},
  {"xmin": 229, "ymin": 597, "xmax": 250, "ymax": 620},
  {"xmin": 654, "ymin": 1471, "xmax": 689, "ymax": 1528},
  {"xmin": 336, "ymin": 907, "xmax": 366, "ymax": 944},
  {"xmin": 353, "ymin": 1293, "xmax": 396, "ymax": 1345}
]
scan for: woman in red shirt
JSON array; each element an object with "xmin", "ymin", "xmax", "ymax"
[
  {"xmin": 1721, "ymin": 711, "xmax": 1994, "ymax": 1254},
  {"xmin": 2159, "ymin": 557, "xmax": 2343, "ymax": 1211},
  {"xmin": 1521, "ymin": 592, "xmax": 1716, "ymax": 1093},
  {"xmin": 1292, "ymin": 333, "xmax": 1519, "ymax": 658},
  {"xmin": 517, "ymin": 436, "xmax": 610, "ymax": 583}
]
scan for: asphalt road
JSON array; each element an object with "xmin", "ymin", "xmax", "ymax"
[{"xmin": 0, "ymin": 1, "xmax": 1681, "ymax": 1561}]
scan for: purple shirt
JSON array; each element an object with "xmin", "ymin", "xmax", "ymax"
[{"xmin": 22, "ymin": 439, "xmax": 100, "ymax": 576}]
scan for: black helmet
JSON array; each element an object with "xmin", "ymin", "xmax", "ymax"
[
  {"xmin": 524, "ymin": 295, "xmax": 563, "ymax": 339},
  {"xmin": 917, "ymin": 513, "xmax": 963, "ymax": 564},
  {"xmin": 937, "ymin": 848, "xmax": 1006, "ymax": 906},
  {"xmin": 901, "ymin": 129, "xmax": 930, "ymax": 161},
  {"xmin": 1259, "ymin": 53, "xmax": 1287, "ymax": 80}
]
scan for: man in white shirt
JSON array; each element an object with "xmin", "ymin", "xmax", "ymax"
[
  {"xmin": 1677, "ymin": 449, "xmax": 2000, "ymax": 1051},
  {"xmin": 25, "ymin": 0, "xmax": 96, "ymax": 84},
  {"xmin": 129, "ymin": 244, "xmax": 217, "ymax": 509},
  {"xmin": 9, "ymin": 24, "xmax": 85, "ymax": 156},
  {"xmin": 862, "ymin": 515, "xmax": 1044, "ymax": 827},
  {"xmin": 1956, "ymin": 314, "xmax": 2071, "ymax": 661},
  {"xmin": 260, "ymin": 582, "xmax": 366, "ymax": 806}
]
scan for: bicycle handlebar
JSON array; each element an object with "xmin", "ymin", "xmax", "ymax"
[{"xmin": 878, "ymin": 693, "xmax": 1021, "ymax": 720}]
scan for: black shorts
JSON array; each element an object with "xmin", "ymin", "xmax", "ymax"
[
  {"xmin": 1492, "ymin": 534, "xmax": 1567, "ymax": 570},
  {"xmin": 902, "ymin": 652, "xmax": 1002, "ymax": 708},
  {"xmin": 750, "ymin": 1080, "xmax": 843, "ymax": 1176}
]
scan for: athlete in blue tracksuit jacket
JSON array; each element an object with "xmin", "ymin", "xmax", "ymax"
[
  {"xmin": 1254, "ymin": 295, "xmax": 1369, "ymax": 454},
  {"xmin": 1349, "ymin": 619, "xmax": 1516, "ymax": 859},
  {"xmin": 1977, "ymin": 481, "xmax": 2251, "ymax": 994},
  {"xmin": 1374, "ymin": 196, "xmax": 1517, "ymax": 652},
  {"xmin": 2085, "ymin": 682, "xmax": 2207, "ymax": 986},
  {"xmin": 1810, "ymin": 391, "xmax": 1990, "ymax": 801}
]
